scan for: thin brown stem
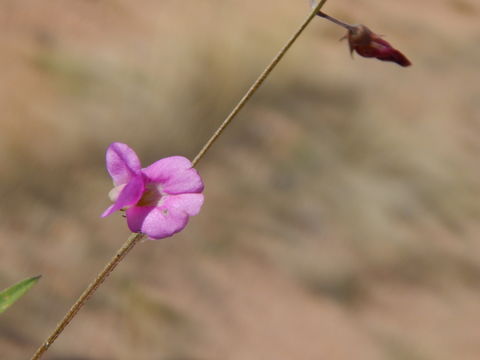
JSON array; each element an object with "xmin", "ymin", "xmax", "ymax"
[
  {"xmin": 192, "ymin": 0, "xmax": 329, "ymax": 167},
  {"xmin": 30, "ymin": 2, "xmax": 330, "ymax": 359},
  {"xmin": 316, "ymin": 11, "xmax": 355, "ymax": 31},
  {"xmin": 30, "ymin": 232, "xmax": 145, "ymax": 360}
]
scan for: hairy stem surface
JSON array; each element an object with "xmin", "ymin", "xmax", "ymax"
[
  {"xmin": 31, "ymin": 1, "xmax": 329, "ymax": 358},
  {"xmin": 192, "ymin": 0, "xmax": 329, "ymax": 166},
  {"xmin": 30, "ymin": 233, "xmax": 144, "ymax": 360}
]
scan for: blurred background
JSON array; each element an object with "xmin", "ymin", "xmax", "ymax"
[{"xmin": 1, "ymin": 0, "xmax": 480, "ymax": 359}]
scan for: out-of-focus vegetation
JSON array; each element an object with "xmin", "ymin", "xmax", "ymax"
[{"xmin": 1, "ymin": 0, "xmax": 480, "ymax": 359}]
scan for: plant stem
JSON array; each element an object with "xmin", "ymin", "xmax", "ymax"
[
  {"xmin": 316, "ymin": 11, "xmax": 355, "ymax": 31},
  {"xmin": 30, "ymin": 2, "xmax": 330, "ymax": 358},
  {"xmin": 192, "ymin": 0, "xmax": 329, "ymax": 167},
  {"xmin": 30, "ymin": 232, "xmax": 145, "ymax": 360}
]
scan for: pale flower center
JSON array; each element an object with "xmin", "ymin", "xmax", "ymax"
[
  {"xmin": 137, "ymin": 183, "xmax": 165, "ymax": 207},
  {"xmin": 108, "ymin": 182, "xmax": 165, "ymax": 208},
  {"xmin": 108, "ymin": 184, "xmax": 126, "ymax": 203}
]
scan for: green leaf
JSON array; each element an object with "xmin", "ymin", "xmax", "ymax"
[{"xmin": 0, "ymin": 275, "xmax": 41, "ymax": 314}]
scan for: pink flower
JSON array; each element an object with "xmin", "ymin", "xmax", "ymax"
[
  {"xmin": 101, "ymin": 143, "xmax": 204, "ymax": 240},
  {"xmin": 344, "ymin": 24, "xmax": 411, "ymax": 67}
]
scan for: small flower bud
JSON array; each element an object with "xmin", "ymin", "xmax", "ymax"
[{"xmin": 345, "ymin": 24, "xmax": 411, "ymax": 67}]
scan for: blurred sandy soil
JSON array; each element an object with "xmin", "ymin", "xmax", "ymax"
[{"xmin": 1, "ymin": 0, "xmax": 480, "ymax": 359}]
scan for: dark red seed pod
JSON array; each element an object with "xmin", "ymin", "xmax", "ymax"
[{"xmin": 345, "ymin": 24, "xmax": 411, "ymax": 67}]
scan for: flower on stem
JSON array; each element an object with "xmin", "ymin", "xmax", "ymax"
[
  {"xmin": 317, "ymin": 11, "xmax": 411, "ymax": 67},
  {"xmin": 101, "ymin": 143, "xmax": 204, "ymax": 240},
  {"xmin": 344, "ymin": 24, "xmax": 411, "ymax": 67}
]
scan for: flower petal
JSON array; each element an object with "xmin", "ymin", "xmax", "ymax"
[
  {"xmin": 126, "ymin": 206, "xmax": 188, "ymax": 240},
  {"xmin": 347, "ymin": 25, "xmax": 411, "ymax": 67},
  {"xmin": 101, "ymin": 175, "xmax": 144, "ymax": 217},
  {"xmin": 375, "ymin": 46, "xmax": 411, "ymax": 67},
  {"xmin": 125, "ymin": 193, "xmax": 203, "ymax": 239},
  {"xmin": 125, "ymin": 206, "xmax": 154, "ymax": 233},
  {"xmin": 142, "ymin": 156, "xmax": 204, "ymax": 194},
  {"xmin": 162, "ymin": 168, "xmax": 204, "ymax": 194},
  {"xmin": 106, "ymin": 142, "xmax": 142, "ymax": 186},
  {"xmin": 163, "ymin": 193, "xmax": 204, "ymax": 216}
]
